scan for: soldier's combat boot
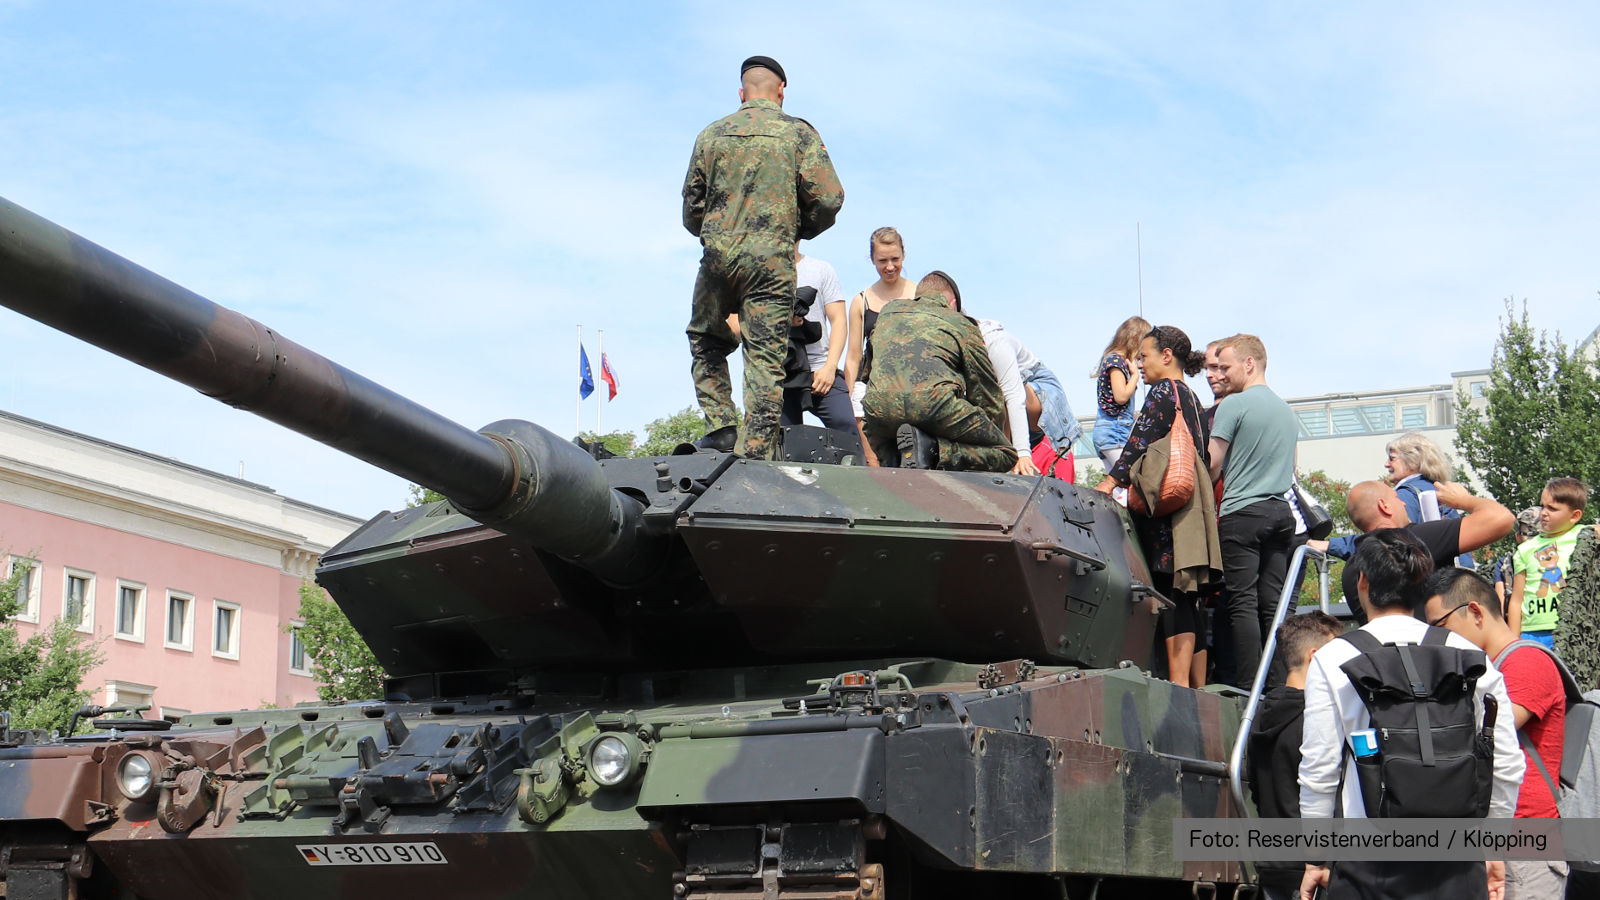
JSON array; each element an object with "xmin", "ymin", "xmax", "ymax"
[
  {"xmin": 896, "ymin": 424, "xmax": 938, "ymax": 470},
  {"xmin": 694, "ymin": 425, "xmax": 738, "ymax": 452}
]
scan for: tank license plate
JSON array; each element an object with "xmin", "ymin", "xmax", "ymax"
[{"xmin": 297, "ymin": 842, "xmax": 448, "ymax": 866}]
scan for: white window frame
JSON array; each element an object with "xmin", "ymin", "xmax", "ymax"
[
  {"xmin": 288, "ymin": 618, "xmax": 311, "ymax": 676},
  {"xmin": 103, "ymin": 679, "xmax": 156, "ymax": 714},
  {"xmin": 7, "ymin": 556, "xmax": 41, "ymax": 623},
  {"xmin": 63, "ymin": 568, "xmax": 95, "ymax": 633},
  {"xmin": 159, "ymin": 706, "xmax": 190, "ymax": 724},
  {"xmin": 211, "ymin": 598, "xmax": 241, "ymax": 660},
  {"xmin": 114, "ymin": 579, "xmax": 146, "ymax": 643},
  {"xmin": 164, "ymin": 590, "xmax": 194, "ymax": 651}
]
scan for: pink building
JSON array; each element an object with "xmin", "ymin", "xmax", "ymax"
[{"xmin": 0, "ymin": 410, "xmax": 362, "ymax": 720}]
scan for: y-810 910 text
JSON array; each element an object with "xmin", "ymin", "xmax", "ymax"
[{"xmin": 297, "ymin": 842, "xmax": 447, "ymax": 866}]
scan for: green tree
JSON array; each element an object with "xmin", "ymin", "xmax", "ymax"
[
  {"xmin": 291, "ymin": 580, "xmax": 386, "ymax": 703},
  {"xmin": 1456, "ymin": 300, "xmax": 1600, "ymax": 514},
  {"xmin": 578, "ymin": 429, "xmax": 638, "ymax": 457},
  {"xmin": 406, "ymin": 484, "xmax": 447, "ymax": 507},
  {"xmin": 1074, "ymin": 460, "xmax": 1104, "ymax": 488},
  {"xmin": 0, "ymin": 556, "xmax": 104, "ymax": 732},
  {"xmin": 1296, "ymin": 471, "xmax": 1352, "ymax": 607},
  {"xmin": 1297, "ymin": 470, "xmax": 1353, "ymax": 535},
  {"xmin": 637, "ymin": 407, "xmax": 710, "ymax": 457}
]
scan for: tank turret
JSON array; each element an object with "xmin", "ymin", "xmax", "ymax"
[{"xmin": 0, "ymin": 194, "xmax": 1158, "ymax": 689}]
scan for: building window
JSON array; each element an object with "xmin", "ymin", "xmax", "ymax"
[
  {"xmin": 64, "ymin": 569, "xmax": 95, "ymax": 633},
  {"xmin": 159, "ymin": 707, "xmax": 190, "ymax": 724},
  {"xmin": 115, "ymin": 581, "xmax": 146, "ymax": 642},
  {"xmin": 1296, "ymin": 409, "xmax": 1330, "ymax": 438},
  {"xmin": 1072, "ymin": 419, "xmax": 1098, "ymax": 459},
  {"xmin": 7, "ymin": 556, "xmax": 41, "ymax": 622},
  {"xmin": 1470, "ymin": 380, "xmax": 1488, "ymax": 398},
  {"xmin": 289, "ymin": 620, "xmax": 310, "ymax": 675},
  {"xmin": 165, "ymin": 590, "xmax": 194, "ymax": 651},
  {"xmin": 1401, "ymin": 404, "xmax": 1428, "ymax": 428},
  {"xmin": 212, "ymin": 599, "xmax": 241, "ymax": 660},
  {"xmin": 1330, "ymin": 403, "xmax": 1397, "ymax": 435},
  {"xmin": 104, "ymin": 680, "xmax": 156, "ymax": 715},
  {"xmin": 1363, "ymin": 403, "xmax": 1397, "ymax": 432}
]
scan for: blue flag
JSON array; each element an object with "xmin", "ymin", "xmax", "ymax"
[{"xmin": 578, "ymin": 345, "xmax": 595, "ymax": 398}]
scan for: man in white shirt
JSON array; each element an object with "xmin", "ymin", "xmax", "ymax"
[
  {"xmin": 1299, "ymin": 529, "xmax": 1523, "ymax": 900},
  {"xmin": 789, "ymin": 249, "xmax": 852, "ymax": 431},
  {"xmin": 731, "ymin": 247, "xmax": 854, "ymax": 434}
]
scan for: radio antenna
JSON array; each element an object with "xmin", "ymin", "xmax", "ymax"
[{"xmin": 1137, "ymin": 222, "xmax": 1144, "ymax": 317}]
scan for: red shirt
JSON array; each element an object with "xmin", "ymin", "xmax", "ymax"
[{"xmin": 1500, "ymin": 644, "xmax": 1566, "ymax": 817}]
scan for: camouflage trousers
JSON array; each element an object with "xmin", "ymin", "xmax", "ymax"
[
  {"xmin": 861, "ymin": 383, "xmax": 1018, "ymax": 473},
  {"xmin": 686, "ymin": 242, "xmax": 793, "ymax": 460}
]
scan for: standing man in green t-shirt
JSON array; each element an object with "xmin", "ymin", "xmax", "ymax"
[
  {"xmin": 1510, "ymin": 476, "xmax": 1590, "ymax": 647},
  {"xmin": 1207, "ymin": 334, "xmax": 1299, "ymax": 689}
]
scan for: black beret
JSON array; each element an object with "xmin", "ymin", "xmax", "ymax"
[{"xmin": 741, "ymin": 55, "xmax": 786, "ymax": 85}]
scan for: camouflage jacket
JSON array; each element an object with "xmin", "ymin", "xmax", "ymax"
[
  {"xmin": 863, "ymin": 292, "xmax": 1005, "ymax": 423},
  {"xmin": 681, "ymin": 98, "xmax": 843, "ymax": 248}
]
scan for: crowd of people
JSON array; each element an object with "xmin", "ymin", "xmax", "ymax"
[
  {"xmin": 681, "ymin": 56, "xmax": 1595, "ymax": 900},
  {"xmin": 1245, "ymin": 496, "xmax": 1598, "ymax": 900},
  {"xmin": 1084, "ymin": 327, "xmax": 1598, "ymax": 900}
]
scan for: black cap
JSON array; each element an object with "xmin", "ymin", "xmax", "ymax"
[{"xmin": 741, "ymin": 55, "xmax": 786, "ymax": 85}]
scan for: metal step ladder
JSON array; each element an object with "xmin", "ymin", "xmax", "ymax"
[{"xmin": 1225, "ymin": 543, "xmax": 1333, "ymax": 814}]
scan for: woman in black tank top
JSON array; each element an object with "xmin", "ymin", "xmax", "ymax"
[{"xmin": 846, "ymin": 228, "xmax": 918, "ymax": 465}]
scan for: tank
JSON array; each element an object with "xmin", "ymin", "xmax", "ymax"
[{"xmin": 0, "ymin": 195, "xmax": 1252, "ymax": 900}]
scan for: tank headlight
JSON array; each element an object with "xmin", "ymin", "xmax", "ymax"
[
  {"xmin": 586, "ymin": 733, "xmax": 645, "ymax": 788},
  {"xmin": 118, "ymin": 752, "xmax": 160, "ymax": 803}
]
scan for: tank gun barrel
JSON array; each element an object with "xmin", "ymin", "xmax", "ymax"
[{"xmin": 0, "ymin": 195, "xmax": 653, "ymax": 577}]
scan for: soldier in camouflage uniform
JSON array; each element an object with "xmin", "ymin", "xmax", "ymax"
[
  {"xmin": 861, "ymin": 272, "xmax": 1017, "ymax": 472},
  {"xmin": 682, "ymin": 56, "xmax": 845, "ymax": 459}
]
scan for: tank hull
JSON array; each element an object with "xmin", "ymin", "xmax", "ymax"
[{"xmin": 2, "ymin": 662, "xmax": 1249, "ymax": 899}]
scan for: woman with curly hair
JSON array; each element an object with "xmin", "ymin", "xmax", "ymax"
[{"xmin": 1098, "ymin": 325, "xmax": 1214, "ymax": 686}]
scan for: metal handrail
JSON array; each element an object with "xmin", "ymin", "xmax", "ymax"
[{"xmin": 1226, "ymin": 543, "xmax": 1330, "ymax": 815}]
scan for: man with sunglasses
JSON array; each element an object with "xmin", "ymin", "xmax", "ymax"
[{"xmin": 1421, "ymin": 569, "xmax": 1568, "ymax": 900}]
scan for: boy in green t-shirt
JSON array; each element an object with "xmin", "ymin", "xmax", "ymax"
[{"xmin": 1510, "ymin": 476, "xmax": 1590, "ymax": 647}]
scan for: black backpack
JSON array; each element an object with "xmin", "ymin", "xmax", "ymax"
[{"xmin": 1338, "ymin": 627, "xmax": 1497, "ymax": 818}]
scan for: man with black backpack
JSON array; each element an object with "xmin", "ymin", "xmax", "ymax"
[
  {"xmin": 1298, "ymin": 529, "xmax": 1524, "ymax": 900},
  {"xmin": 1422, "ymin": 569, "xmax": 1571, "ymax": 899}
]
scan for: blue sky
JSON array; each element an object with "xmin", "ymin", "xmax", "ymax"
[{"xmin": 2, "ymin": 2, "xmax": 1597, "ymax": 517}]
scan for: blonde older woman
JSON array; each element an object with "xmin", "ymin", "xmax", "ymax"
[{"xmin": 1385, "ymin": 431, "xmax": 1474, "ymax": 568}]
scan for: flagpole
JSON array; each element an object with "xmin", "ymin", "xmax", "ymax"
[
  {"xmin": 597, "ymin": 329, "xmax": 604, "ymax": 434},
  {"xmin": 576, "ymin": 324, "xmax": 582, "ymax": 438}
]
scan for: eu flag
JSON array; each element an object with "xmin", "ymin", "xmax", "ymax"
[{"xmin": 578, "ymin": 345, "xmax": 595, "ymax": 399}]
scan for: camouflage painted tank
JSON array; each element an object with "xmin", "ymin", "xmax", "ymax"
[{"xmin": 0, "ymin": 195, "xmax": 1252, "ymax": 900}]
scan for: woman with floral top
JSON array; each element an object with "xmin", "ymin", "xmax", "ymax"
[{"xmin": 1097, "ymin": 325, "xmax": 1209, "ymax": 686}]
